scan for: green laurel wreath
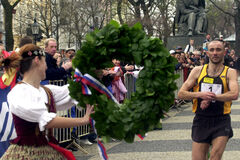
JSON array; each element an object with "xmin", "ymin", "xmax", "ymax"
[{"xmin": 68, "ymin": 20, "xmax": 178, "ymax": 143}]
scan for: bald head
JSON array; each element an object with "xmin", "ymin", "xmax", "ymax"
[{"xmin": 208, "ymin": 40, "xmax": 224, "ymax": 51}]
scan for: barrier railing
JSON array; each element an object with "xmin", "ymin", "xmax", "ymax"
[
  {"xmin": 174, "ymin": 69, "xmax": 184, "ymax": 99},
  {"xmin": 48, "ymin": 80, "xmax": 90, "ymax": 154},
  {"xmin": 124, "ymin": 73, "xmax": 136, "ymax": 99}
]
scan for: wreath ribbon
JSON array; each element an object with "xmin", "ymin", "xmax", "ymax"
[
  {"xmin": 90, "ymin": 118, "xmax": 108, "ymax": 160},
  {"xmin": 74, "ymin": 69, "xmax": 119, "ymax": 105}
]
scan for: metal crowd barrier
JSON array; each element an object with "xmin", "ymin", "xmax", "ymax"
[
  {"xmin": 174, "ymin": 69, "xmax": 184, "ymax": 99},
  {"xmin": 124, "ymin": 73, "xmax": 136, "ymax": 99},
  {"xmin": 47, "ymin": 80, "xmax": 90, "ymax": 144}
]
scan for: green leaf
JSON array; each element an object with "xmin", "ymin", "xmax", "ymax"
[
  {"xmin": 109, "ymin": 20, "xmax": 120, "ymax": 28},
  {"xmin": 85, "ymin": 33, "xmax": 94, "ymax": 43},
  {"xmin": 133, "ymin": 22, "xmax": 142, "ymax": 30},
  {"xmin": 144, "ymin": 60, "xmax": 152, "ymax": 68},
  {"xmin": 132, "ymin": 51, "xmax": 142, "ymax": 64},
  {"xmin": 132, "ymin": 43, "xmax": 138, "ymax": 50}
]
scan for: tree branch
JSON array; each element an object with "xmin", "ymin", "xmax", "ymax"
[
  {"xmin": 12, "ymin": 0, "xmax": 22, "ymax": 8},
  {"xmin": 209, "ymin": 0, "xmax": 234, "ymax": 17},
  {"xmin": 117, "ymin": 0, "xmax": 124, "ymax": 24}
]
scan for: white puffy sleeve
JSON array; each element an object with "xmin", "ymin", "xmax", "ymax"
[
  {"xmin": 7, "ymin": 84, "xmax": 56, "ymax": 131},
  {"xmin": 44, "ymin": 84, "xmax": 78, "ymax": 111}
]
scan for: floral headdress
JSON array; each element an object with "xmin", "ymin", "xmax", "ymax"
[{"xmin": 22, "ymin": 50, "xmax": 45, "ymax": 58}]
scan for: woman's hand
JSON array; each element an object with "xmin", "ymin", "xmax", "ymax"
[{"xmin": 83, "ymin": 104, "xmax": 95, "ymax": 124}]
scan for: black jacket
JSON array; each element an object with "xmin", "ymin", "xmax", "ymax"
[{"xmin": 45, "ymin": 53, "xmax": 67, "ymax": 80}]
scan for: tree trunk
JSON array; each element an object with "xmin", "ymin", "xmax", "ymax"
[
  {"xmin": 4, "ymin": 6, "xmax": 13, "ymax": 51},
  {"xmin": 117, "ymin": 0, "xmax": 124, "ymax": 24},
  {"xmin": 141, "ymin": 2, "xmax": 153, "ymax": 36},
  {"xmin": 128, "ymin": 0, "xmax": 141, "ymax": 23},
  {"xmin": 235, "ymin": 2, "xmax": 240, "ymax": 56},
  {"xmin": 1, "ymin": 0, "xmax": 21, "ymax": 51}
]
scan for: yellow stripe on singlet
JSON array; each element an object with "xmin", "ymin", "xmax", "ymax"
[{"xmin": 220, "ymin": 66, "xmax": 231, "ymax": 114}]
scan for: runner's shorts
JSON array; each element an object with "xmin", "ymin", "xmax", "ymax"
[{"xmin": 192, "ymin": 114, "xmax": 233, "ymax": 144}]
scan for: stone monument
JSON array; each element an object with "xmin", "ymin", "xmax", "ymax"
[{"xmin": 167, "ymin": 0, "xmax": 208, "ymax": 50}]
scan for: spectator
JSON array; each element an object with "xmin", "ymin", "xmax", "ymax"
[
  {"xmin": 175, "ymin": 46, "xmax": 183, "ymax": 54},
  {"xmin": 44, "ymin": 38, "xmax": 72, "ymax": 80},
  {"xmin": 219, "ymin": 35, "xmax": 224, "ymax": 42},
  {"xmin": 169, "ymin": 50, "xmax": 175, "ymax": 57},
  {"xmin": 61, "ymin": 49, "xmax": 75, "ymax": 64},
  {"xmin": 15, "ymin": 36, "xmax": 33, "ymax": 53},
  {"xmin": 193, "ymin": 50, "xmax": 201, "ymax": 66},
  {"xmin": 184, "ymin": 39, "xmax": 195, "ymax": 54},
  {"xmin": 203, "ymin": 33, "xmax": 211, "ymax": 49},
  {"xmin": 111, "ymin": 59, "xmax": 127, "ymax": 103}
]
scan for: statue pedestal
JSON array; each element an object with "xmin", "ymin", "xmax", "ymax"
[{"xmin": 166, "ymin": 35, "xmax": 205, "ymax": 50}]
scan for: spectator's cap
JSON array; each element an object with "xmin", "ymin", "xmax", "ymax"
[
  {"xmin": 176, "ymin": 46, "xmax": 182, "ymax": 50},
  {"xmin": 220, "ymin": 35, "xmax": 223, "ymax": 38},
  {"xmin": 169, "ymin": 50, "xmax": 175, "ymax": 54},
  {"xmin": 66, "ymin": 48, "xmax": 75, "ymax": 53}
]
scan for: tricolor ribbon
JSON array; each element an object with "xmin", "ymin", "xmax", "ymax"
[
  {"xmin": 74, "ymin": 69, "xmax": 119, "ymax": 105},
  {"xmin": 137, "ymin": 134, "xmax": 145, "ymax": 140},
  {"xmin": 74, "ymin": 69, "xmax": 92, "ymax": 95},
  {"xmin": 90, "ymin": 118, "xmax": 108, "ymax": 160}
]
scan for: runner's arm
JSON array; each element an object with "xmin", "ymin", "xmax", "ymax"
[
  {"xmin": 178, "ymin": 67, "xmax": 201, "ymax": 100},
  {"xmin": 215, "ymin": 68, "xmax": 239, "ymax": 101},
  {"xmin": 178, "ymin": 66, "xmax": 216, "ymax": 101}
]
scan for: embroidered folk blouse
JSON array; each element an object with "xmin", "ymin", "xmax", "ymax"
[{"xmin": 7, "ymin": 82, "xmax": 78, "ymax": 132}]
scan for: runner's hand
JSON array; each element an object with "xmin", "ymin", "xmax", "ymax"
[
  {"xmin": 199, "ymin": 92, "xmax": 216, "ymax": 101},
  {"xmin": 200, "ymin": 100, "xmax": 210, "ymax": 110}
]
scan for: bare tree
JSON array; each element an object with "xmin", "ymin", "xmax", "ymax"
[
  {"xmin": 154, "ymin": 0, "xmax": 175, "ymax": 44},
  {"xmin": 14, "ymin": 0, "xmax": 52, "ymax": 39},
  {"xmin": 59, "ymin": 0, "xmax": 110, "ymax": 49},
  {"xmin": 208, "ymin": 0, "xmax": 240, "ymax": 55},
  {"xmin": 126, "ymin": 0, "xmax": 154, "ymax": 36}
]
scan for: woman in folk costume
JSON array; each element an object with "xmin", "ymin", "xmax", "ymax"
[
  {"xmin": 0, "ymin": 44, "xmax": 94, "ymax": 160},
  {"xmin": 0, "ymin": 50, "xmax": 20, "ymax": 157},
  {"xmin": 111, "ymin": 59, "xmax": 127, "ymax": 103}
]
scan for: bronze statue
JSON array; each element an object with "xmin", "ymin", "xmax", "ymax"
[{"xmin": 175, "ymin": 0, "xmax": 208, "ymax": 36}]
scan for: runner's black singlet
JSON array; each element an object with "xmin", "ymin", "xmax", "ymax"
[{"xmin": 192, "ymin": 64, "xmax": 231, "ymax": 116}]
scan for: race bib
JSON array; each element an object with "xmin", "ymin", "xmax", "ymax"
[{"xmin": 201, "ymin": 83, "xmax": 222, "ymax": 95}]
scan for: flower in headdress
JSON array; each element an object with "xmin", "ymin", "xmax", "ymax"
[{"xmin": 28, "ymin": 51, "xmax": 32, "ymax": 56}]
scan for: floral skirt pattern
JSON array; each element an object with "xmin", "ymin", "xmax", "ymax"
[{"xmin": 0, "ymin": 144, "xmax": 66, "ymax": 160}]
